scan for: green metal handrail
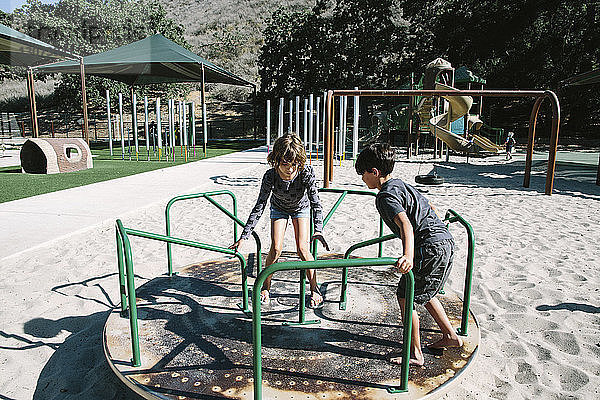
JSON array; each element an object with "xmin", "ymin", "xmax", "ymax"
[
  {"xmin": 339, "ymin": 234, "xmax": 398, "ymax": 310},
  {"xmin": 115, "ymin": 219, "xmax": 247, "ymax": 367},
  {"xmin": 165, "ymin": 190, "xmax": 262, "ymax": 276},
  {"xmin": 251, "ymin": 257, "xmax": 415, "ymax": 400},
  {"xmin": 444, "ymin": 209, "xmax": 475, "ymax": 336},
  {"xmin": 314, "ymin": 188, "xmax": 385, "ymax": 258}
]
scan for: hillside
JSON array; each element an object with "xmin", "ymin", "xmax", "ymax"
[{"xmin": 163, "ymin": 0, "xmax": 315, "ymax": 95}]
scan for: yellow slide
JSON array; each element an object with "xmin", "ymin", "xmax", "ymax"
[{"xmin": 418, "ymin": 83, "xmax": 502, "ymax": 153}]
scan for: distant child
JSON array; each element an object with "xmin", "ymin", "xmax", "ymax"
[
  {"xmin": 505, "ymin": 131, "xmax": 516, "ymax": 160},
  {"xmin": 355, "ymin": 143, "xmax": 463, "ymax": 366},
  {"xmin": 230, "ymin": 133, "xmax": 329, "ymax": 308}
]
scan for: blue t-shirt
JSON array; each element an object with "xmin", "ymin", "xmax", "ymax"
[{"xmin": 376, "ymin": 178, "xmax": 452, "ymax": 246}]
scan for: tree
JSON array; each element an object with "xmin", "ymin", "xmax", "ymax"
[
  {"xmin": 6, "ymin": 0, "xmax": 189, "ymax": 109},
  {"xmin": 258, "ymin": 0, "xmax": 411, "ymax": 98}
]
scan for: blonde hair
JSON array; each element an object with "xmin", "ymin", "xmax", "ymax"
[{"xmin": 267, "ymin": 133, "xmax": 307, "ymax": 169}]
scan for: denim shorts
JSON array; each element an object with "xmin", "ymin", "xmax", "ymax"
[{"xmin": 270, "ymin": 205, "xmax": 310, "ymax": 220}]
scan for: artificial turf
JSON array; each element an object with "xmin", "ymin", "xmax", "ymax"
[{"xmin": 0, "ymin": 141, "xmax": 261, "ymax": 203}]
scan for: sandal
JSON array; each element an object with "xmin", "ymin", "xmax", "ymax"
[
  {"xmin": 309, "ymin": 290, "xmax": 324, "ymax": 309},
  {"xmin": 260, "ymin": 289, "xmax": 270, "ymax": 305}
]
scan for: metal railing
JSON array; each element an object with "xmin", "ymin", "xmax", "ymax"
[
  {"xmin": 251, "ymin": 257, "xmax": 415, "ymax": 399},
  {"xmin": 444, "ymin": 209, "xmax": 475, "ymax": 336},
  {"xmin": 282, "ymin": 188, "xmax": 386, "ymax": 326},
  {"xmin": 165, "ymin": 190, "xmax": 262, "ymax": 276},
  {"xmin": 115, "ymin": 219, "xmax": 248, "ymax": 367}
]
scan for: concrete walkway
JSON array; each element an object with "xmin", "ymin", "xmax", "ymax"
[{"xmin": 0, "ymin": 146, "xmax": 267, "ymax": 260}]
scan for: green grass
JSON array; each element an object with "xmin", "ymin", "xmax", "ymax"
[{"xmin": 0, "ymin": 141, "xmax": 262, "ymax": 203}]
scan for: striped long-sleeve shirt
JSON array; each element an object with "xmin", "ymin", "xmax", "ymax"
[{"xmin": 240, "ymin": 165, "xmax": 324, "ymax": 240}]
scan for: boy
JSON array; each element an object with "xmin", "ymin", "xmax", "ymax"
[
  {"xmin": 505, "ymin": 131, "xmax": 516, "ymax": 160},
  {"xmin": 355, "ymin": 143, "xmax": 463, "ymax": 366}
]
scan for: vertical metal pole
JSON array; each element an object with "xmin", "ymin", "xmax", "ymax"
[
  {"xmin": 295, "ymin": 95, "xmax": 300, "ymax": 134},
  {"xmin": 131, "ymin": 88, "xmax": 138, "ymax": 160},
  {"xmin": 156, "ymin": 98, "xmax": 162, "ymax": 161},
  {"xmin": 202, "ymin": 65, "xmax": 208, "ymax": 157},
  {"xmin": 545, "ymin": 92, "xmax": 561, "ymax": 195},
  {"xmin": 266, "ymin": 99, "xmax": 271, "ymax": 150},
  {"xmin": 119, "ymin": 93, "xmax": 125, "ymax": 160},
  {"xmin": 309, "ymin": 94, "xmax": 314, "ymax": 158},
  {"xmin": 407, "ymin": 75, "xmax": 414, "ymax": 158},
  {"xmin": 106, "ymin": 90, "xmax": 113, "ymax": 157},
  {"xmin": 303, "ymin": 98, "xmax": 308, "ymax": 145},
  {"xmin": 288, "ymin": 98, "xmax": 293, "ymax": 133},
  {"xmin": 191, "ymin": 102, "xmax": 196, "ymax": 156},
  {"xmin": 524, "ymin": 97, "xmax": 543, "ymax": 188},
  {"xmin": 338, "ymin": 96, "xmax": 343, "ymax": 162},
  {"xmin": 144, "ymin": 96, "xmax": 149, "ymax": 160},
  {"xmin": 353, "ymin": 88, "xmax": 359, "ymax": 160},
  {"xmin": 315, "ymin": 96, "xmax": 320, "ymax": 160},
  {"xmin": 278, "ymin": 97, "xmax": 283, "ymax": 138},
  {"xmin": 79, "ymin": 58, "xmax": 89, "ymax": 145}
]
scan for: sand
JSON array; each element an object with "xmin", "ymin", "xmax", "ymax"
[{"xmin": 0, "ymin": 151, "xmax": 599, "ymax": 399}]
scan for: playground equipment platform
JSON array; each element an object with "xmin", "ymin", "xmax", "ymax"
[{"xmin": 103, "ymin": 253, "xmax": 480, "ymax": 400}]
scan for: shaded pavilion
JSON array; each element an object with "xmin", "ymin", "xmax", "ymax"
[
  {"xmin": 560, "ymin": 68, "xmax": 600, "ymax": 185},
  {"xmin": 0, "ymin": 23, "xmax": 87, "ymax": 138},
  {"xmin": 36, "ymin": 34, "xmax": 256, "ymax": 153}
]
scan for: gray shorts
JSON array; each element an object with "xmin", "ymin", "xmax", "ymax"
[{"xmin": 397, "ymin": 239, "xmax": 454, "ymax": 305}]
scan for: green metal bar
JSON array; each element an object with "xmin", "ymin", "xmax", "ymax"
[
  {"xmin": 165, "ymin": 191, "xmax": 262, "ymax": 276},
  {"xmin": 252, "ymin": 257, "xmax": 414, "ymax": 399},
  {"xmin": 116, "ymin": 219, "xmax": 141, "ymax": 367},
  {"xmin": 323, "ymin": 191, "xmax": 347, "ymax": 227},
  {"xmin": 203, "ymin": 195, "xmax": 262, "ymax": 273},
  {"xmin": 316, "ymin": 188, "xmax": 385, "ymax": 258},
  {"xmin": 378, "ymin": 218, "xmax": 384, "ymax": 257},
  {"xmin": 444, "ymin": 209, "xmax": 475, "ymax": 336},
  {"xmin": 115, "ymin": 226, "xmax": 128, "ymax": 317},
  {"xmin": 116, "ymin": 221, "xmax": 250, "ymax": 367},
  {"xmin": 339, "ymin": 234, "xmax": 397, "ymax": 310}
]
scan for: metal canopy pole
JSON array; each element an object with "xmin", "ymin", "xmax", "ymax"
[
  {"xmin": 79, "ymin": 57, "xmax": 89, "ymax": 145},
  {"xmin": 201, "ymin": 64, "xmax": 208, "ymax": 157}
]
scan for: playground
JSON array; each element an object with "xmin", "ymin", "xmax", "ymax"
[
  {"xmin": 1, "ymin": 14, "xmax": 599, "ymax": 400},
  {"xmin": 1, "ymin": 147, "xmax": 599, "ymax": 399}
]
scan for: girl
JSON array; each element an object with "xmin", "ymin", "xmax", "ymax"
[{"xmin": 230, "ymin": 133, "xmax": 329, "ymax": 308}]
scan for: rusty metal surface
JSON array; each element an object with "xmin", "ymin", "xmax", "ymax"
[{"xmin": 104, "ymin": 254, "xmax": 480, "ymax": 399}]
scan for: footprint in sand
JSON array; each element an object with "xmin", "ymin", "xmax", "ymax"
[
  {"xmin": 542, "ymin": 331, "xmax": 581, "ymax": 355},
  {"xmin": 514, "ymin": 360, "xmax": 539, "ymax": 385},
  {"xmin": 558, "ymin": 364, "xmax": 589, "ymax": 392}
]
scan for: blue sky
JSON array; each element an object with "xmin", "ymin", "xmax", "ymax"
[{"xmin": 1, "ymin": 0, "xmax": 59, "ymax": 13}]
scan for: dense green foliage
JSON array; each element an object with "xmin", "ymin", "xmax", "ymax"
[
  {"xmin": 3, "ymin": 0, "xmax": 189, "ymax": 109},
  {"xmin": 258, "ymin": 0, "xmax": 600, "ymax": 136},
  {"xmin": 259, "ymin": 0, "xmax": 408, "ymax": 97}
]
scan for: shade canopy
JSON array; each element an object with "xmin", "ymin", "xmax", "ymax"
[
  {"xmin": 0, "ymin": 23, "xmax": 73, "ymax": 66},
  {"xmin": 36, "ymin": 34, "xmax": 253, "ymax": 87},
  {"xmin": 561, "ymin": 68, "xmax": 600, "ymax": 87}
]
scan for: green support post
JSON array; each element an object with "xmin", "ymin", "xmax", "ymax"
[
  {"xmin": 115, "ymin": 219, "xmax": 249, "ymax": 367},
  {"xmin": 445, "ymin": 209, "xmax": 475, "ymax": 336},
  {"xmin": 115, "ymin": 227, "xmax": 128, "ymax": 317},
  {"xmin": 252, "ymin": 257, "xmax": 414, "ymax": 400},
  {"xmin": 116, "ymin": 219, "xmax": 141, "ymax": 367},
  {"xmin": 339, "ymin": 234, "xmax": 397, "ymax": 310}
]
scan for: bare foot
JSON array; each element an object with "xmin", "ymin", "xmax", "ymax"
[
  {"xmin": 390, "ymin": 354, "xmax": 424, "ymax": 367},
  {"xmin": 309, "ymin": 291, "xmax": 323, "ymax": 308},
  {"xmin": 260, "ymin": 290, "xmax": 270, "ymax": 305},
  {"xmin": 428, "ymin": 335, "xmax": 463, "ymax": 349}
]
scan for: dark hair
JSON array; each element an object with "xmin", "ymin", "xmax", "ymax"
[
  {"xmin": 355, "ymin": 143, "xmax": 395, "ymax": 176},
  {"xmin": 267, "ymin": 133, "xmax": 307, "ymax": 169}
]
